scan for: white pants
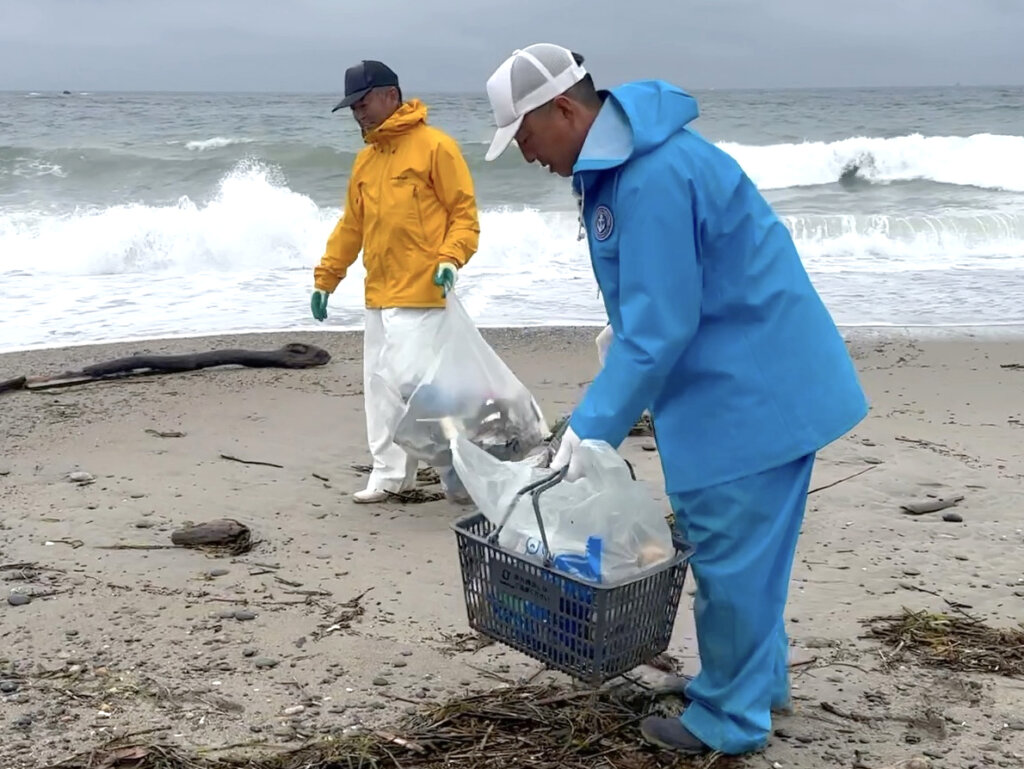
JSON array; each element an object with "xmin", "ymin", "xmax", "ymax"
[{"xmin": 362, "ymin": 307, "xmax": 447, "ymax": 493}]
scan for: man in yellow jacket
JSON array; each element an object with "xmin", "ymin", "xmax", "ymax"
[{"xmin": 312, "ymin": 60, "xmax": 480, "ymax": 504}]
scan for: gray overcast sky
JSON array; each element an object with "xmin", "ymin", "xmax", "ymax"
[{"xmin": 1, "ymin": 0, "xmax": 1022, "ymax": 92}]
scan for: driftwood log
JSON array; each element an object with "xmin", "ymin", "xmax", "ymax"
[{"xmin": 0, "ymin": 343, "xmax": 330, "ymax": 394}]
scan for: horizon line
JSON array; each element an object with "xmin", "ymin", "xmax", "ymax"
[{"xmin": 3, "ymin": 82, "xmax": 1023, "ymax": 96}]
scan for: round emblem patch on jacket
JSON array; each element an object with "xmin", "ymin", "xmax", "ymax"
[{"xmin": 593, "ymin": 205, "xmax": 614, "ymax": 241}]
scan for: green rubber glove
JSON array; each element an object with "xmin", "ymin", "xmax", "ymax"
[
  {"xmin": 310, "ymin": 289, "xmax": 329, "ymax": 321},
  {"xmin": 433, "ymin": 261, "xmax": 458, "ymax": 297}
]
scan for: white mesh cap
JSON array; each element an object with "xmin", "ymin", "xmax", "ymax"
[{"xmin": 484, "ymin": 43, "xmax": 588, "ymax": 161}]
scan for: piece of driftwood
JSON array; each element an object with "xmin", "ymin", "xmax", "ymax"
[
  {"xmin": 171, "ymin": 519, "xmax": 253, "ymax": 555},
  {"xmin": 1, "ymin": 343, "xmax": 330, "ymax": 394},
  {"xmin": 0, "ymin": 376, "xmax": 27, "ymax": 394},
  {"xmin": 900, "ymin": 495, "xmax": 964, "ymax": 515}
]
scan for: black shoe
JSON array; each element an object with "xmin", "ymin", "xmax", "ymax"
[{"xmin": 640, "ymin": 716, "xmax": 709, "ymax": 755}]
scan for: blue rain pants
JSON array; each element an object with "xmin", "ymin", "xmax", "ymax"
[{"xmin": 669, "ymin": 451, "xmax": 815, "ymax": 754}]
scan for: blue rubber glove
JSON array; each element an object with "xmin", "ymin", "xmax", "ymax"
[
  {"xmin": 434, "ymin": 262, "xmax": 458, "ymax": 297},
  {"xmin": 310, "ymin": 289, "xmax": 329, "ymax": 321}
]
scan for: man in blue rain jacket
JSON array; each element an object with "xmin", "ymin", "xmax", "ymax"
[{"xmin": 483, "ymin": 44, "xmax": 869, "ymax": 756}]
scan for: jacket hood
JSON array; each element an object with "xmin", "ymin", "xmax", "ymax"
[
  {"xmin": 573, "ymin": 80, "xmax": 699, "ymax": 175},
  {"xmin": 365, "ymin": 99, "xmax": 428, "ymax": 145}
]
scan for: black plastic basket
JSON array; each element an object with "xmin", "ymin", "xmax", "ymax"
[{"xmin": 450, "ymin": 466, "xmax": 693, "ymax": 686}]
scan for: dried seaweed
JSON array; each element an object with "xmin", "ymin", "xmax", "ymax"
[
  {"xmin": 48, "ymin": 682, "xmax": 736, "ymax": 769},
  {"xmin": 864, "ymin": 608, "xmax": 1024, "ymax": 678}
]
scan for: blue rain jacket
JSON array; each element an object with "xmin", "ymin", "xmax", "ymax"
[{"xmin": 569, "ymin": 81, "xmax": 869, "ymax": 494}]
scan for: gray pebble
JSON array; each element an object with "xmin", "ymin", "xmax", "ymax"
[
  {"xmin": 7, "ymin": 594, "xmax": 31, "ymax": 607},
  {"xmin": 242, "ymin": 649, "xmax": 257, "ymax": 658},
  {"xmin": 129, "ymin": 492, "xmax": 146, "ymax": 499},
  {"xmin": 943, "ymin": 512, "xmax": 964, "ymax": 523},
  {"xmin": 216, "ymin": 611, "xmax": 236, "ymax": 619},
  {"xmin": 253, "ymin": 658, "xmax": 279, "ymax": 669},
  {"xmin": 68, "ymin": 471, "xmax": 94, "ymax": 484},
  {"xmin": 372, "ymin": 677, "xmax": 390, "ymax": 686},
  {"xmin": 902, "ymin": 568, "xmax": 921, "ymax": 577},
  {"xmin": 0, "ymin": 681, "xmax": 18, "ymax": 693},
  {"xmin": 13, "ymin": 715, "xmax": 32, "ymax": 728},
  {"xmin": 134, "ymin": 520, "xmax": 154, "ymax": 529},
  {"xmin": 234, "ymin": 610, "xmax": 257, "ymax": 621},
  {"xmin": 208, "ymin": 569, "xmax": 229, "ymax": 578},
  {"xmin": 392, "ymin": 660, "xmax": 407, "ymax": 668},
  {"xmin": 1006, "ymin": 721, "xmax": 1024, "ymax": 731}
]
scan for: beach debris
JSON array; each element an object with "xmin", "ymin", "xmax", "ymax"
[
  {"xmin": 434, "ymin": 631, "xmax": 496, "ymax": 656},
  {"xmin": 170, "ymin": 519, "xmax": 253, "ymax": 556},
  {"xmin": 219, "ymin": 453, "xmax": 284, "ymax": 469},
  {"xmin": 900, "ymin": 495, "xmax": 964, "ymax": 515},
  {"xmin": 48, "ymin": 680, "xmax": 699, "ymax": 769},
  {"xmin": 863, "ymin": 608, "xmax": 1024, "ymax": 677},
  {"xmin": 808, "ymin": 464, "xmax": 876, "ymax": 495},
  {"xmin": 385, "ymin": 488, "xmax": 446, "ymax": 504},
  {"xmin": 0, "ymin": 375, "xmax": 27, "ymax": 394},
  {"xmin": 145, "ymin": 428, "xmax": 186, "ymax": 438},
  {"xmin": 0, "ymin": 343, "xmax": 331, "ymax": 395},
  {"xmin": 352, "ymin": 464, "xmax": 440, "ymax": 486},
  {"xmin": 311, "ymin": 590, "xmax": 371, "ymax": 640}
]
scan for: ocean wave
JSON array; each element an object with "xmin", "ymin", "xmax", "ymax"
[
  {"xmin": 1, "ymin": 160, "xmax": 1023, "ymax": 279},
  {"xmin": 184, "ymin": 136, "xmax": 256, "ymax": 151},
  {"xmin": 718, "ymin": 133, "xmax": 1024, "ymax": 192}
]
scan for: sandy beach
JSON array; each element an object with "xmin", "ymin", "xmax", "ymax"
[{"xmin": 2, "ymin": 326, "xmax": 1024, "ymax": 769}]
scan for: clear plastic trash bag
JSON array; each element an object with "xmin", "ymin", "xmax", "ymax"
[
  {"xmin": 388, "ymin": 293, "xmax": 550, "ymax": 474},
  {"xmin": 448, "ymin": 431, "xmax": 675, "ymax": 584}
]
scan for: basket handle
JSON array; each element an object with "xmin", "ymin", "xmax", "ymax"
[
  {"xmin": 487, "ymin": 465, "xmax": 566, "ymax": 548},
  {"xmin": 487, "ymin": 453, "xmax": 638, "ymax": 565}
]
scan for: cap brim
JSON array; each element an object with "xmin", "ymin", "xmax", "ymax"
[
  {"xmin": 331, "ymin": 87, "xmax": 372, "ymax": 113},
  {"xmin": 484, "ymin": 118, "xmax": 523, "ymax": 161}
]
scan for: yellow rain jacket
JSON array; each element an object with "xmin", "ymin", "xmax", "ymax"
[{"xmin": 314, "ymin": 99, "xmax": 480, "ymax": 308}]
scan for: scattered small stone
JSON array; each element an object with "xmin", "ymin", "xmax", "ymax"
[
  {"xmin": 67, "ymin": 472, "xmax": 94, "ymax": 484},
  {"xmin": 283, "ymin": 705, "xmax": 305, "ymax": 716},
  {"xmin": 129, "ymin": 492, "xmax": 146, "ymax": 499},
  {"xmin": 0, "ymin": 468, "xmax": 10, "ymax": 476},
  {"xmin": 943, "ymin": 512, "xmax": 964, "ymax": 523},
  {"xmin": 208, "ymin": 569, "xmax": 229, "ymax": 578},
  {"xmin": 7, "ymin": 593, "xmax": 31, "ymax": 607},
  {"xmin": 13, "ymin": 714, "xmax": 32, "ymax": 728},
  {"xmin": 372, "ymin": 677, "xmax": 389, "ymax": 686},
  {"xmin": 234, "ymin": 610, "xmax": 257, "ymax": 621},
  {"xmin": 902, "ymin": 568, "xmax": 921, "ymax": 577},
  {"xmin": 1006, "ymin": 721, "xmax": 1024, "ymax": 732},
  {"xmin": 392, "ymin": 660, "xmax": 407, "ymax": 668},
  {"xmin": 253, "ymin": 657, "xmax": 279, "ymax": 669},
  {"xmin": 134, "ymin": 520, "xmax": 154, "ymax": 529},
  {"xmin": 0, "ymin": 681, "xmax": 18, "ymax": 694},
  {"xmin": 242, "ymin": 649, "xmax": 257, "ymax": 658},
  {"xmin": 249, "ymin": 725, "xmax": 262, "ymax": 733},
  {"xmin": 641, "ymin": 443, "xmax": 657, "ymax": 452}
]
